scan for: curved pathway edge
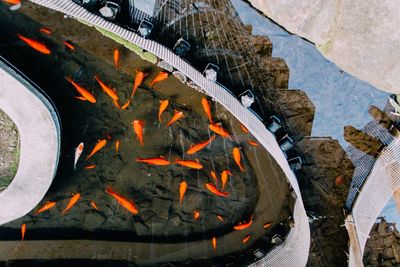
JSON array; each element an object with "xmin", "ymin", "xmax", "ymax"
[{"xmin": 0, "ymin": 57, "xmax": 60, "ymax": 225}]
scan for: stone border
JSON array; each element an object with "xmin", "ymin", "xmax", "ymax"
[{"xmin": 0, "ymin": 56, "xmax": 60, "ymax": 225}]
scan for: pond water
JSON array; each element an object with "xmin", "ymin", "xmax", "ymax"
[{"xmin": 0, "ymin": 1, "xmax": 293, "ymax": 265}]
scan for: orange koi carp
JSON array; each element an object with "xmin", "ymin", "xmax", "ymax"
[
  {"xmin": 201, "ymin": 97, "xmax": 213, "ymax": 123},
  {"xmin": 65, "ymin": 77, "xmax": 96, "ymax": 104},
  {"xmin": 166, "ymin": 110, "xmax": 184, "ymax": 127},
  {"xmin": 210, "ymin": 170, "xmax": 218, "ymax": 185},
  {"xmin": 86, "ymin": 139, "xmax": 107, "ymax": 160},
  {"xmin": 175, "ymin": 159, "xmax": 203, "ymax": 169},
  {"xmin": 221, "ymin": 170, "xmax": 233, "ymax": 190},
  {"xmin": 150, "ymin": 71, "xmax": 168, "ymax": 88},
  {"xmin": 115, "ymin": 140, "xmax": 120, "ymax": 154},
  {"xmin": 91, "ymin": 201, "xmax": 99, "ymax": 211},
  {"xmin": 233, "ymin": 216, "xmax": 253, "ymax": 230},
  {"xmin": 34, "ymin": 201, "xmax": 56, "ymax": 215},
  {"xmin": 193, "ymin": 210, "xmax": 200, "ymax": 220},
  {"xmin": 94, "ymin": 75, "xmax": 118, "ymax": 101},
  {"xmin": 64, "ymin": 41, "xmax": 75, "ymax": 51},
  {"xmin": 61, "ymin": 193, "xmax": 81, "ymax": 216},
  {"xmin": 3, "ymin": 0, "xmax": 20, "ymax": 10},
  {"xmin": 21, "ymin": 223, "xmax": 26, "ymax": 241},
  {"xmin": 240, "ymin": 124, "xmax": 249, "ymax": 134},
  {"xmin": 212, "ymin": 237, "xmax": 217, "ymax": 251},
  {"xmin": 158, "ymin": 100, "xmax": 169, "ymax": 122},
  {"xmin": 247, "ymin": 140, "xmax": 258, "ymax": 147},
  {"xmin": 75, "ymin": 96, "xmax": 87, "ymax": 101},
  {"xmin": 186, "ymin": 135, "xmax": 216, "ymax": 155},
  {"xmin": 179, "ymin": 181, "xmax": 187, "ymax": 204},
  {"xmin": 209, "ymin": 123, "xmax": 231, "ymax": 139},
  {"xmin": 39, "ymin": 27, "xmax": 53, "ymax": 35},
  {"xmin": 217, "ymin": 215, "xmax": 224, "ymax": 222},
  {"xmin": 205, "ymin": 183, "xmax": 229, "ymax": 197},
  {"xmin": 120, "ymin": 99, "xmax": 130, "ymax": 110},
  {"xmin": 74, "ymin": 142, "xmax": 84, "ymax": 170},
  {"xmin": 3, "ymin": 0, "xmax": 20, "ymax": 5},
  {"xmin": 233, "ymin": 147, "xmax": 245, "ymax": 172},
  {"xmin": 263, "ymin": 222, "xmax": 273, "ymax": 229},
  {"xmin": 17, "ymin": 34, "xmax": 50, "ymax": 54},
  {"xmin": 242, "ymin": 235, "xmax": 251, "ymax": 243},
  {"xmin": 136, "ymin": 157, "xmax": 170, "ymax": 166},
  {"xmin": 105, "ymin": 187, "xmax": 138, "ymax": 215},
  {"xmin": 131, "ymin": 69, "xmax": 148, "ymax": 98},
  {"xmin": 113, "ymin": 48, "xmax": 119, "ymax": 69},
  {"xmin": 84, "ymin": 165, "xmax": 96, "ymax": 169},
  {"xmin": 132, "ymin": 120, "xmax": 145, "ymax": 146}
]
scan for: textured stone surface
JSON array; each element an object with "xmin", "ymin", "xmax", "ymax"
[
  {"xmin": 0, "ymin": 110, "xmax": 19, "ymax": 189},
  {"xmin": 364, "ymin": 218, "xmax": 400, "ymax": 266},
  {"xmin": 278, "ymin": 89, "xmax": 315, "ymax": 137},
  {"xmin": 248, "ymin": 0, "xmax": 400, "ymax": 94}
]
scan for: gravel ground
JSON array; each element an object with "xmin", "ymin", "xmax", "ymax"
[{"xmin": 0, "ymin": 109, "xmax": 19, "ymax": 190}]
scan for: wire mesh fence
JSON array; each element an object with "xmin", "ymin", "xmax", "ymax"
[{"xmin": 345, "ymin": 100, "xmax": 396, "ymax": 210}]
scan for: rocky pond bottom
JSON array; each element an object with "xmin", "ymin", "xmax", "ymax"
[{"xmin": 0, "ymin": 2, "xmax": 293, "ymax": 265}]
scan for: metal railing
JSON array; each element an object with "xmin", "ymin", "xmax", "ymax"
[{"xmin": 27, "ymin": 1, "xmax": 311, "ymax": 266}]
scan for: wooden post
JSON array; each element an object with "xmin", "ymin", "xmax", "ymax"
[
  {"xmin": 345, "ymin": 215, "xmax": 364, "ymax": 267},
  {"xmin": 393, "ymin": 188, "xmax": 400, "ymax": 214}
]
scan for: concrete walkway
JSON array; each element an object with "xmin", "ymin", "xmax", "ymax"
[{"xmin": 0, "ymin": 57, "xmax": 60, "ymax": 225}]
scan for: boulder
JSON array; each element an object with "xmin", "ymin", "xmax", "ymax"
[{"xmin": 248, "ymin": 0, "xmax": 400, "ymax": 94}]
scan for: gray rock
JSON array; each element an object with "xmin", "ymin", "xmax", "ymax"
[{"xmin": 247, "ymin": 0, "xmax": 400, "ymax": 94}]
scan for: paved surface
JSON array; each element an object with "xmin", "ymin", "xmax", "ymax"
[{"xmin": 0, "ymin": 58, "xmax": 60, "ymax": 225}]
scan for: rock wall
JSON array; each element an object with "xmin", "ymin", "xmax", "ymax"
[
  {"xmin": 278, "ymin": 89, "xmax": 315, "ymax": 137},
  {"xmin": 247, "ymin": 0, "xmax": 400, "ymax": 94},
  {"xmin": 297, "ymin": 137, "xmax": 354, "ymax": 207},
  {"xmin": 296, "ymin": 137, "xmax": 354, "ymax": 265},
  {"xmin": 364, "ymin": 218, "xmax": 400, "ymax": 266}
]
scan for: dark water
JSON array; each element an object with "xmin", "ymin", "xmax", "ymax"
[{"xmin": 0, "ymin": 2, "xmax": 292, "ymax": 265}]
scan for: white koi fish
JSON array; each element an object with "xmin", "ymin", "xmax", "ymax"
[{"xmin": 74, "ymin": 142, "xmax": 84, "ymax": 170}]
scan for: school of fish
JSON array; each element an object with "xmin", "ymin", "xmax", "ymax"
[{"xmin": 14, "ymin": 25, "xmax": 276, "ymax": 250}]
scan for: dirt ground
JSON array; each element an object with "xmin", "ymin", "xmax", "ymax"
[{"xmin": 0, "ymin": 109, "xmax": 19, "ymax": 190}]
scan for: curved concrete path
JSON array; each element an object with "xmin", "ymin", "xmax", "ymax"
[{"xmin": 0, "ymin": 57, "xmax": 60, "ymax": 225}]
